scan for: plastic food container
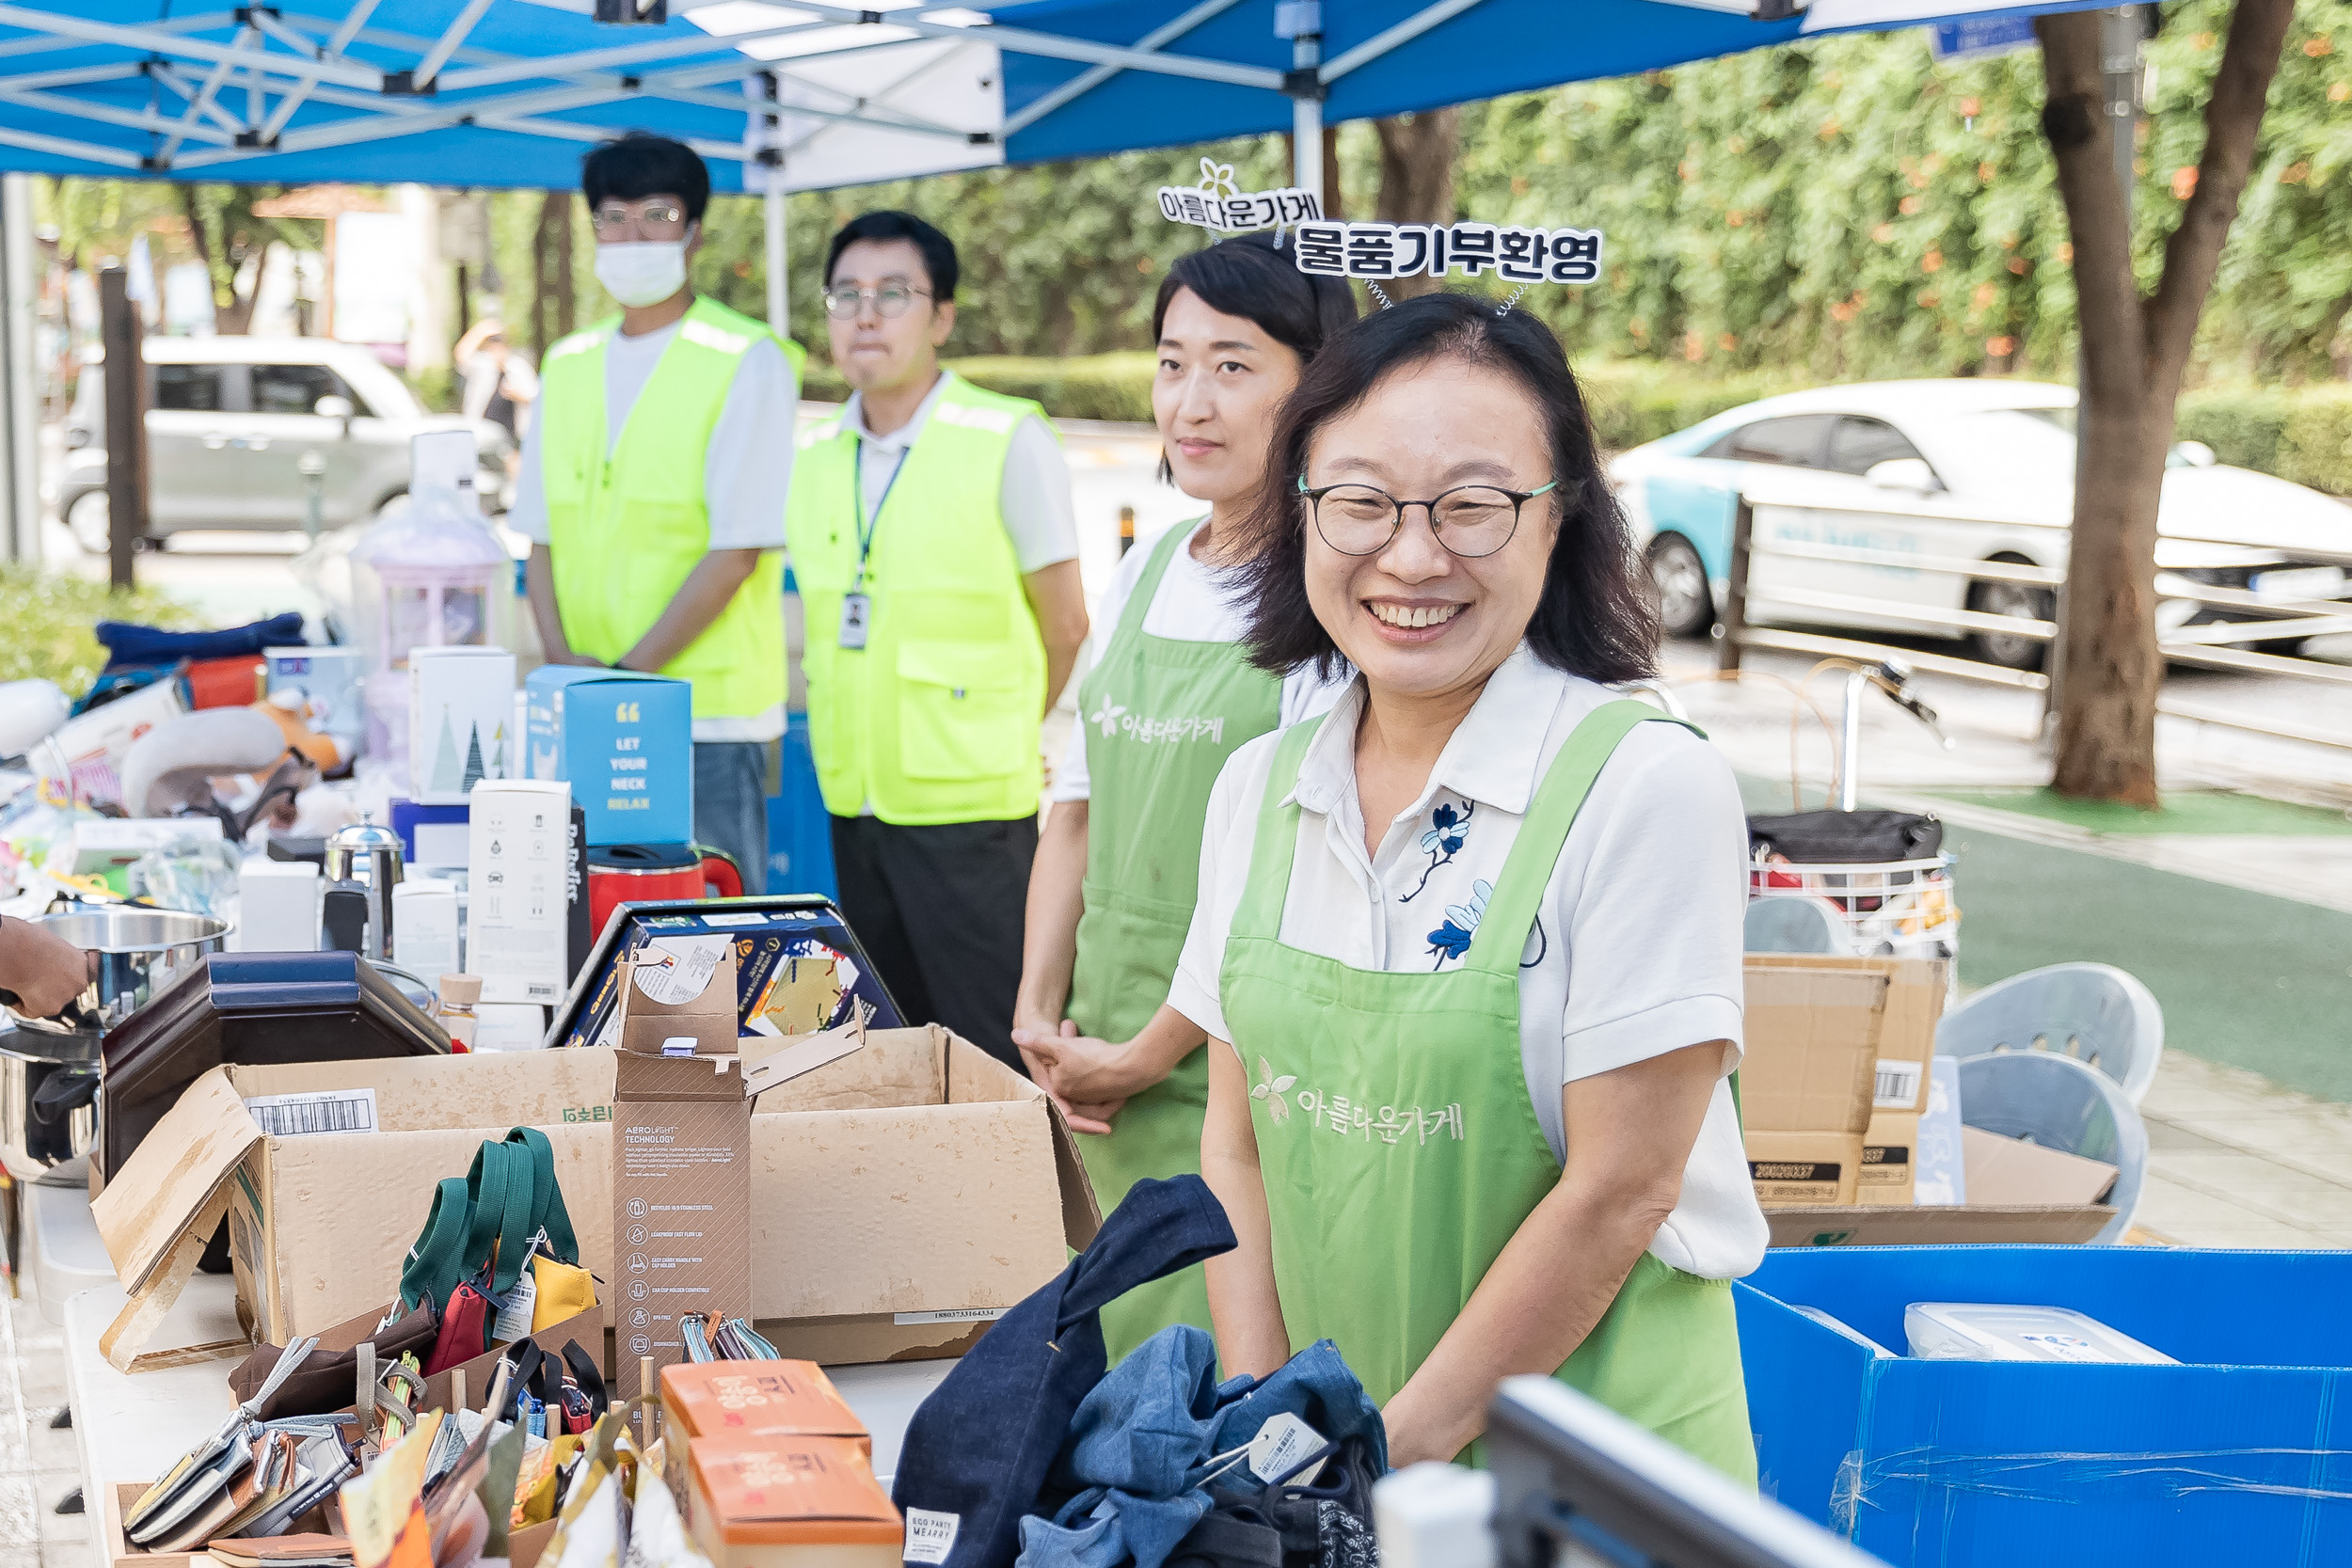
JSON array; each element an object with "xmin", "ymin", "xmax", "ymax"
[{"xmin": 1904, "ymin": 1302, "xmax": 2178, "ymax": 1364}]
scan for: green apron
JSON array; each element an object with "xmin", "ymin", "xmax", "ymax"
[
  {"xmin": 1067, "ymin": 520, "xmax": 1284, "ymax": 1362},
  {"xmin": 1219, "ymin": 700, "xmax": 1756, "ymax": 1481}
]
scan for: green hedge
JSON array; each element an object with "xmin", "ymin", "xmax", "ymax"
[
  {"xmin": 0, "ymin": 566, "xmax": 199, "ymax": 697},
  {"xmin": 800, "ymin": 353, "xmax": 2352, "ymax": 497}
]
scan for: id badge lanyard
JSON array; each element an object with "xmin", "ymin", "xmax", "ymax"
[{"xmin": 839, "ymin": 439, "xmax": 904, "ymax": 649}]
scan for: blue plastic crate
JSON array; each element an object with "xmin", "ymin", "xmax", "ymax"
[
  {"xmin": 766, "ymin": 713, "xmax": 837, "ymax": 899},
  {"xmin": 1737, "ymin": 1245, "xmax": 2352, "ymax": 1567}
]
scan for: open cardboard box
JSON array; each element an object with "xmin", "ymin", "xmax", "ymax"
[
  {"xmin": 94, "ymin": 1028, "xmax": 1098, "ymax": 1366},
  {"xmin": 1764, "ymin": 1124, "xmax": 2119, "ymax": 1246}
]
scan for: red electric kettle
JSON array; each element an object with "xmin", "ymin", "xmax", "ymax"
[{"xmin": 585, "ymin": 843, "xmax": 743, "ymax": 941}]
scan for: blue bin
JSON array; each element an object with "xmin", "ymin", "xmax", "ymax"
[
  {"xmin": 766, "ymin": 712, "xmax": 837, "ymax": 899},
  {"xmin": 1737, "ymin": 1245, "xmax": 2352, "ymax": 1567}
]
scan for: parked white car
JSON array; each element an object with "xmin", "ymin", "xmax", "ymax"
[
  {"xmin": 1611, "ymin": 379, "xmax": 2352, "ymax": 668},
  {"xmin": 59, "ymin": 336, "xmax": 512, "ymax": 553}
]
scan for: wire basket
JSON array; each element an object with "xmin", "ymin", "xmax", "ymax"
[{"xmin": 1748, "ymin": 851, "xmax": 1958, "ymax": 962}]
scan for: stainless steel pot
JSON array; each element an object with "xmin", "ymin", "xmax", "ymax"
[{"xmin": 0, "ymin": 906, "xmax": 230, "ymax": 1177}]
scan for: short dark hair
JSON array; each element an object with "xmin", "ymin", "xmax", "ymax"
[
  {"xmin": 1235, "ymin": 293, "xmax": 1657, "ymax": 685},
  {"xmin": 825, "ymin": 211, "xmax": 959, "ymax": 302},
  {"xmin": 581, "ymin": 133, "xmax": 710, "ymax": 224},
  {"xmin": 1151, "ymin": 233, "xmax": 1359, "ymax": 366}
]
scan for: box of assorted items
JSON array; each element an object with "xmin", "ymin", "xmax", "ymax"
[
  {"xmin": 1742, "ymin": 956, "xmax": 2118, "ymax": 1247},
  {"xmin": 98, "ymin": 1022, "xmax": 1095, "ymax": 1368},
  {"xmin": 1737, "ymin": 1246, "xmax": 2352, "ymax": 1565}
]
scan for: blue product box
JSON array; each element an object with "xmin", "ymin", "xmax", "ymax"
[
  {"xmin": 524, "ymin": 665, "xmax": 691, "ymax": 847},
  {"xmin": 388, "ymin": 797, "xmax": 469, "ymax": 868},
  {"xmin": 561, "ymin": 903, "xmax": 902, "ymax": 1050},
  {"xmin": 1738, "ymin": 1245, "xmax": 2352, "ymax": 1567}
]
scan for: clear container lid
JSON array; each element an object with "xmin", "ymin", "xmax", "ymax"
[{"xmin": 1905, "ymin": 1302, "xmax": 2178, "ymax": 1365}]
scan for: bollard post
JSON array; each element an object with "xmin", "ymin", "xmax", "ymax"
[
  {"xmin": 1118, "ymin": 504, "xmax": 1136, "ymax": 557},
  {"xmin": 98, "ymin": 265, "xmax": 148, "ymax": 590},
  {"xmin": 1715, "ymin": 495, "xmax": 1753, "ymax": 675}
]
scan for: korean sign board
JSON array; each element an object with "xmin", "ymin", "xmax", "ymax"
[{"xmin": 1292, "ymin": 222, "xmax": 1604, "ymax": 285}]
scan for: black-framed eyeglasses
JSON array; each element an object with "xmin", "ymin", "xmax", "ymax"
[
  {"xmin": 1296, "ymin": 474, "xmax": 1561, "ymax": 559},
  {"xmin": 590, "ymin": 199, "xmax": 689, "ymax": 238},
  {"xmin": 823, "ymin": 281, "xmax": 933, "ymax": 320}
]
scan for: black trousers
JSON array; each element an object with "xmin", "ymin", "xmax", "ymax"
[{"xmin": 828, "ymin": 814, "xmax": 1037, "ymax": 1074}]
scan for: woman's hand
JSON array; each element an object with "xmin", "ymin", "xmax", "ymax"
[
  {"xmin": 1012, "ymin": 1021, "xmax": 1132, "ymax": 1133},
  {"xmin": 0, "ymin": 917, "xmax": 94, "ymax": 1020}
]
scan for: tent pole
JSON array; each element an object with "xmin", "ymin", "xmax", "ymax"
[
  {"xmin": 764, "ymin": 181, "xmax": 787, "ymax": 336},
  {"xmin": 1281, "ymin": 1, "xmax": 1325, "ymax": 207},
  {"xmin": 0, "ymin": 174, "xmax": 35, "ymax": 563}
]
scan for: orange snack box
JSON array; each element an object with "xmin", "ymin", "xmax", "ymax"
[
  {"xmin": 687, "ymin": 1436, "xmax": 902, "ymax": 1568},
  {"xmin": 660, "ymin": 1361, "xmax": 870, "ymax": 1503}
]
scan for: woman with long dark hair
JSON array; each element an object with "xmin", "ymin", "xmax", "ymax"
[
  {"xmin": 1173, "ymin": 293, "xmax": 1765, "ymax": 1475},
  {"xmin": 1009, "ymin": 234, "xmax": 1357, "ymax": 1360}
]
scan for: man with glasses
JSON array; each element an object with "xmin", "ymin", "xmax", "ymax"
[
  {"xmin": 785, "ymin": 211, "xmax": 1088, "ymax": 1071},
  {"xmin": 513, "ymin": 132, "xmax": 803, "ymax": 894}
]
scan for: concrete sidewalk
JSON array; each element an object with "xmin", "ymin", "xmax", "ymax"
[{"xmin": 1669, "ymin": 640, "xmax": 2352, "ymax": 1247}]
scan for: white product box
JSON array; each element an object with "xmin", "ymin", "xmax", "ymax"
[
  {"xmin": 236, "ymin": 859, "xmax": 321, "ymax": 952},
  {"xmin": 467, "ymin": 778, "xmax": 570, "ymax": 1005},
  {"xmin": 473, "ymin": 1002, "xmax": 548, "ymax": 1052},
  {"xmin": 44, "ymin": 680, "xmax": 184, "ymax": 808},
  {"xmin": 391, "ymin": 878, "xmax": 461, "ymax": 983},
  {"xmin": 409, "ymin": 645, "xmax": 516, "ymax": 804}
]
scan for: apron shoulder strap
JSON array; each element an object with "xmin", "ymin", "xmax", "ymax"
[
  {"xmin": 1230, "ymin": 714, "xmax": 1326, "ymax": 942},
  {"xmin": 1465, "ymin": 699, "xmax": 1701, "ymax": 974},
  {"xmin": 1108, "ymin": 519, "xmax": 1196, "ymax": 648}
]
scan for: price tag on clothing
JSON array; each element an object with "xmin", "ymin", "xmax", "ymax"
[
  {"xmin": 1247, "ymin": 1412, "xmax": 1327, "ymax": 1482},
  {"xmin": 838, "ymin": 592, "xmax": 872, "ymax": 649}
]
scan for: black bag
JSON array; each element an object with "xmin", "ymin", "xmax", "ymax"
[
  {"xmin": 227, "ymin": 1306, "xmax": 440, "ymax": 1420},
  {"xmin": 1747, "ymin": 809, "xmax": 1942, "ymax": 865}
]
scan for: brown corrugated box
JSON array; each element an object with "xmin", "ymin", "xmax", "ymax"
[
  {"xmin": 613, "ymin": 1052, "xmax": 752, "ymax": 1405},
  {"xmin": 94, "ymin": 1028, "xmax": 1096, "ymax": 1363},
  {"xmin": 1764, "ymin": 1121, "xmax": 2122, "ymax": 1246},
  {"xmin": 616, "ymin": 939, "xmax": 740, "ymax": 1055},
  {"xmin": 1740, "ymin": 963, "xmax": 1885, "ymax": 1207}
]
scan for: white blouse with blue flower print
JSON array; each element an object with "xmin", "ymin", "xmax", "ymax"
[{"xmin": 1168, "ymin": 642, "xmax": 1768, "ymax": 1281}]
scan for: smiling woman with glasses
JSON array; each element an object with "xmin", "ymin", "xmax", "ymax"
[{"xmin": 1165, "ymin": 292, "xmax": 1767, "ymax": 1481}]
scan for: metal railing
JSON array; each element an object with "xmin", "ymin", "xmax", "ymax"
[{"xmin": 1710, "ymin": 492, "xmax": 2352, "ymax": 756}]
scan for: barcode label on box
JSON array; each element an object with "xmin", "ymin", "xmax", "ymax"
[
  {"xmin": 893, "ymin": 1307, "xmax": 1007, "ymax": 1325},
  {"xmin": 243, "ymin": 1088, "xmax": 379, "ymax": 1138},
  {"xmin": 1873, "ymin": 1058, "xmax": 1924, "ymax": 1110},
  {"xmin": 904, "ymin": 1509, "xmax": 961, "ymax": 1565}
]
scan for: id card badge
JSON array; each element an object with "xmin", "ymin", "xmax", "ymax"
[{"xmin": 838, "ymin": 592, "xmax": 871, "ymax": 649}]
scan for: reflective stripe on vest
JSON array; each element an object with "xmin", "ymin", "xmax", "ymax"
[
  {"xmin": 539, "ymin": 295, "xmax": 805, "ymax": 725},
  {"xmin": 783, "ymin": 372, "xmax": 1048, "ymax": 825}
]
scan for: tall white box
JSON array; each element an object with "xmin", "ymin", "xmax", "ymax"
[
  {"xmin": 467, "ymin": 778, "xmax": 570, "ymax": 1005},
  {"xmin": 409, "ymin": 645, "xmax": 516, "ymax": 804}
]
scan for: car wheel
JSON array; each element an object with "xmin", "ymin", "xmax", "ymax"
[
  {"xmin": 65, "ymin": 491, "xmax": 109, "ymax": 556},
  {"xmin": 1967, "ymin": 563, "xmax": 2054, "ymax": 671},
  {"xmin": 1645, "ymin": 533, "xmax": 1714, "ymax": 640}
]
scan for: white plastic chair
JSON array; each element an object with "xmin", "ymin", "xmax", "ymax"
[
  {"xmin": 1935, "ymin": 962, "xmax": 2163, "ymax": 1105},
  {"xmin": 1956, "ymin": 1051, "xmax": 2147, "ymax": 1245},
  {"xmin": 1744, "ymin": 896, "xmax": 1852, "ymax": 955}
]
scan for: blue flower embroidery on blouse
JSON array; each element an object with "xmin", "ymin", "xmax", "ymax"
[
  {"xmin": 1402, "ymin": 797, "xmax": 1475, "ymax": 903},
  {"xmin": 1424, "ymin": 879, "xmax": 1493, "ymax": 969}
]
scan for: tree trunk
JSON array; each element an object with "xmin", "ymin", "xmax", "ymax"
[
  {"xmin": 1374, "ymin": 109, "xmax": 1458, "ymax": 298},
  {"xmin": 532, "ymin": 191, "xmax": 576, "ymax": 357},
  {"xmin": 2036, "ymin": 3, "xmax": 2294, "ymax": 805}
]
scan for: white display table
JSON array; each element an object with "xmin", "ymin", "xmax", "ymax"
[{"xmin": 49, "ymin": 1187, "xmax": 953, "ymax": 1562}]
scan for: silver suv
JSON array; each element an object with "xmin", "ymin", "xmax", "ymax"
[{"xmin": 59, "ymin": 336, "xmax": 511, "ymax": 552}]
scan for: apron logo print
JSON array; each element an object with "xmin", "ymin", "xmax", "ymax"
[
  {"xmin": 1252, "ymin": 1056, "xmax": 1297, "ymax": 1121},
  {"xmin": 1089, "ymin": 699, "xmax": 1129, "ymax": 737}
]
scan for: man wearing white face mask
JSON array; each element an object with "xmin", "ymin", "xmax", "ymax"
[{"xmin": 513, "ymin": 132, "xmax": 804, "ymax": 892}]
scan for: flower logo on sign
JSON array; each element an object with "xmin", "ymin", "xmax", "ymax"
[
  {"xmin": 1253, "ymin": 1056, "xmax": 1296, "ymax": 1122},
  {"xmin": 1197, "ymin": 158, "xmax": 1238, "ymax": 198}
]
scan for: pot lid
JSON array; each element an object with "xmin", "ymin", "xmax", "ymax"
[{"xmin": 327, "ymin": 812, "xmax": 405, "ymax": 852}]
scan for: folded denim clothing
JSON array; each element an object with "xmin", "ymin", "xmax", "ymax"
[
  {"xmin": 1201, "ymin": 1342, "xmax": 1388, "ymax": 1500},
  {"xmin": 1052, "ymin": 1327, "xmax": 1227, "ymax": 1499},
  {"xmin": 894, "ymin": 1176, "xmax": 1238, "ymax": 1568}
]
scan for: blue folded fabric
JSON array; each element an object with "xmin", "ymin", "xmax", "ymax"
[{"xmin": 96, "ymin": 612, "xmax": 308, "ymax": 670}]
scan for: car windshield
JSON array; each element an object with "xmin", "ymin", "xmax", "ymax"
[{"xmin": 1943, "ymin": 408, "xmax": 2079, "ymax": 487}]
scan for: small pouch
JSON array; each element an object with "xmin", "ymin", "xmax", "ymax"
[
  {"xmin": 530, "ymin": 1249, "xmax": 598, "ymax": 1332},
  {"xmin": 425, "ymin": 1279, "xmax": 497, "ymax": 1377}
]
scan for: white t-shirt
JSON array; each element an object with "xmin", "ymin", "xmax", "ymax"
[
  {"xmin": 836, "ymin": 376, "xmax": 1078, "ymax": 575},
  {"xmin": 1168, "ymin": 644, "xmax": 1768, "ymax": 1280},
  {"xmin": 1052, "ymin": 519, "xmax": 1347, "ymax": 804},
  {"xmin": 508, "ymin": 317, "xmax": 801, "ymax": 744}
]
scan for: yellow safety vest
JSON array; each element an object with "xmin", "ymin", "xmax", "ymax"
[
  {"xmin": 784, "ymin": 372, "xmax": 1049, "ymax": 824},
  {"xmin": 540, "ymin": 295, "xmax": 805, "ymax": 730}
]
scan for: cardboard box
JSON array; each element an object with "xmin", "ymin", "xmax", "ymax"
[
  {"xmin": 409, "ymin": 645, "xmax": 515, "ymax": 803},
  {"xmin": 95, "ymin": 1028, "xmax": 1097, "ymax": 1359},
  {"xmin": 469, "ymin": 779, "xmax": 572, "ymax": 1005},
  {"xmin": 688, "ymin": 1437, "xmax": 901, "ymax": 1568},
  {"xmin": 615, "ymin": 937, "xmax": 740, "ymax": 1055},
  {"xmin": 1765, "ymin": 1125, "xmax": 2117, "ymax": 1247},
  {"xmin": 1746, "ymin": 1130, "xmax": 1863, "ymax": 1207},
  {"xmin": 612, "ymin": 1053, "xmax": 752, "ymax": 1406},
  {"xmin": 1960, "ymin": 1124, "xmax": 2119, "ymax": 1207},
  {"xmin": 563, "ymin": 907, "xmax": 903, "ymax": 1053},
  {"xmin": 1858, "ymin": 1109, "xmax": 1916, "ymax": 1206},
  {"xmin": 660, "ymin": 1361, "xmax": 869, "ymax": 1508},
  {"xmin": 1737, "ymin": 1247, "xmax": 2352, "ymax": 1563},
  {"xmin": 525, "ymin": 666, "xmax": 693, "ymax": 847},
  {"xmin": 1746, "ymin": 953, "xmax": 1948, "ymax": 1115}
]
